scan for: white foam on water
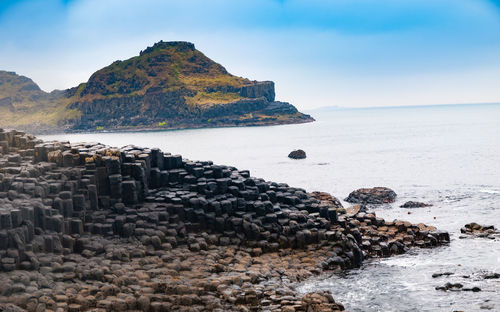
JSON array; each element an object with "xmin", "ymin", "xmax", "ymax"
[{"xmin": 479, "ymin": 189, "xmax": 500, "ymax": 194}]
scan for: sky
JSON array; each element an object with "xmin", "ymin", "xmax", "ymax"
[{"xmin": 1, "ymin": 0, "xmax": 500, "ymax": 109}]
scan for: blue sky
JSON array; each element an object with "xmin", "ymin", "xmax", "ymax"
[{"xmin": 1, "ymin": 0, "xmax": 500, "ymax": 108}]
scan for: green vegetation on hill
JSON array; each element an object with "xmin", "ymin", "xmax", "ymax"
[
  {"xmin": 0, "ymin": 71, "xmax": 79, "ymax": 129},
  {"xmin": 0, "ymin": 41, "xmax": 313, "ymax": 133},
  {"xmin": 77, "ymin": 41, "xmax": 249, "ymax": 106}
]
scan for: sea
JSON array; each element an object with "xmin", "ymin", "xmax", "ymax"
[{"xmin": 40, "ymin": 103, "xmax": 500, "ymax": 312}]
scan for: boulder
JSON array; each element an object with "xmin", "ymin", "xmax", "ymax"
[
  {"xmin": 400, "ymin": 201, "xmax": 432, "ymax": 208},
  {"xmin": 460, "ymin": 223, "xmax": 499, "ymax": 239},
  {"xmin": 345, "ymin": 187, "xmax": 397, "ymax": 204},
  {"xmin": 288, "ymin": 149, "xmax": 306, "ymax": 159}
]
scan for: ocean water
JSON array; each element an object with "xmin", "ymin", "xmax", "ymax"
[{"xmin": 40, "ymin": 103, "xmax": 500, "ymax": 311}]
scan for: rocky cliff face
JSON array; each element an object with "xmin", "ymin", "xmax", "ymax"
[
  {"xmin": 239, "ymin": 81, "xmax": 275, "ymax": 102},
  {"xmin": 0, "ymin": 41, "xmax": 314, "ymax": 133}
]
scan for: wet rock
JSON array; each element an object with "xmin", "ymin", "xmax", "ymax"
[
  {"xmin": 432, "ymin": 272, "xmax": 454, "ymax": 278},
  {"xmin": 345, "ymin": 187, "xmax": 397, "ymax": 204},
  {"xmin": 462, "ymin": 286, "xmax": 481, "ymax": 292},
  {"xmin": 400, "ymin": 201, "xmax": 432, "ymax": 208},
  {"xmin": 460, "ymin": 223, "xmax": 499, "ymax": 239},
  {"xmin": 483, "ymin": 272, "xmax": 500, "ymax": 279},
  {"xmin": 288, "ymin": 149, "xmax": 306, "ymax": 160},
  {"xmin": 300, "ymin": 291, "xmax": 344, "ymax": 311},
  {"xmin": 435, "ymin": 282, "xmax": 463, "ymax": 291}
]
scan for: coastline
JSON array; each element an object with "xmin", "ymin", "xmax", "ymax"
[
  {"xmin": 7, "ymin": 116, "xmax": 315, "ymax": 136},
  {"xmin": 0, "ymin": 128, "xmax": 449, "ymax": 311}
]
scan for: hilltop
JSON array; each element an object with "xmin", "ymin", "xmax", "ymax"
[
  {"xmin": 0, "ymin": 41, "xmax": 313, "ymax": 133},
  {"xmin": 0, "ymin": 71, "xmax": 78, "ymax": 131}
]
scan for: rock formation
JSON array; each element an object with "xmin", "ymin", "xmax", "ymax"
[
  {"xmin": 0, "ymin": 42, "xmax": 314, "ymax": 134},
  {"xmin": 0, "ymin": 128, "xmax": 449, "ymax": 311},
  {"xmin": 288, "ymin": 149, "xmax": 306, "ymax": 159},
  {"xmin": 400, "ymin": 201, "xmax": 432, "ymax": 208},
  {"xmin": 460, "ymin": 223, "xmax": 499, "ymax": 239},
  {"xmin": 345, "ymin": 187, "xmax": 397, "ymax": 204}
]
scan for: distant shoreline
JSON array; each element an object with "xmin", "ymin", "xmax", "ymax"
[{"xmin": 8, "ymin": 115, "xmax": 315, "ymax": 136}]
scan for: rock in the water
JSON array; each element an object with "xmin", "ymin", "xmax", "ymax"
[
  {"xmin": 483, "ymin": 273, "xmax": 500, "ymax": 279},
  {"xmin": 345, "ymin": 187, "xmax": 397, "ymax": 204},
  {"xmin": 400, "ymin": 201, "xmax": 432, "ymax": 208},
  {"xmin": 432, "ymin": 272, "xmax": 454, "ymax": 278},
  {"xmin": 460, "ymin": 223, "xmax": 499, "ymax": 239},
  {"xmin": 435, "ymin": 282, "xmax": 463, "ymax": 291},
  {"xmin": 288, "ymin": 149, "xmax": 306, "ymax": 159}
]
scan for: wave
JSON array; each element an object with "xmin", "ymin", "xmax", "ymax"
[{"xmin": 479, "ymin": 189, "xmax": 500, "ymax": 194}]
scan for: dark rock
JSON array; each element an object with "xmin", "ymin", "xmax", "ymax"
[
  {"xmin": 345, "ymin": 187, "xmax": 397, "ymax": 204},
  {"xmin": 432, "ymin": 272, "xmax": 454, "ymax": 278},
  {"xmin": 435, "ymin": 282, "xmax": 463, "ymax": 291},
  {"xmin": 288, "ymin": 149, "xmax": 306, "ymax": 160},
  {"xmin": 483, "ymin": 273, "xmax": 500, "ymax": 279},
  {"xmin": 400, "ymin": 201, "xmax": 432, "ymax": 208},
  {"xmin": 461, "ymin": 223, "xmax": 499, "ymax": 239},
  {"xmin": 462, "ymin": 286, "xmax": 481, "ymax": 292}
]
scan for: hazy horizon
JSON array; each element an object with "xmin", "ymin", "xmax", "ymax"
[
  {"xmin": 305, "ymin": 101, "xmax": 500, "ymax": 111},
  {"xmin": 2, "ymin": 0, "xmax": 500, "ymax": 109}
]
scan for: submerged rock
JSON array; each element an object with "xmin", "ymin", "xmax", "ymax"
[
  {"xmin": 460, "ymin": 223, "xmax": 499, "ymax": 239},
  {"xmin": 288, "ymin": 149, "xmax": 306, "ymax": 159},
  {"xmin": 435, "ymin": 282, "xmax": 463, "ymax": 291},
  {"xmin": 400, "ymin": 201, "xmax": 432, "ymax": 208},
  {"xmin": 432, "ymin": 272, "xmax": 454, "ymax": 278},
  {"xmin": 484, "ymin": 273, "xmax": 500, "ymax": 279},
  {"xmin": 345, "ymin": 187, "xmax": 397, "ymax": 204}
]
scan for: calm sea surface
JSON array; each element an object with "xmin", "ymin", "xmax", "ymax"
[{"xmin": 41, "ymin": 103, "xmax": 500, "ymax": 311}]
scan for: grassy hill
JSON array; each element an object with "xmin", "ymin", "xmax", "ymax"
[
  {"xmin": 0, "ymin": 41, "xmax": 313, "ymax": 133},
  {"xmin": 77, "ymin": 41, "xmax": 250, "ymax": 106},
  {"xmin": 0, "ymin": 71, "xmax": 78, "ymax": 130}
]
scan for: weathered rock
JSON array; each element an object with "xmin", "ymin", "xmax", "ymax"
[
  {"xmin": 400, "ymin": 201, "xmax": 432, "ymax": 208},
  {"xmin": 432, "ymin": 272, "xmax": 453, "ymax": 278},
  {"xmin": 483, "ymin": 272, "xmax": 500, "ymax": 279},
  {"xmin": 435, "ymin": 282, "xmax": 463, "ymax": 291},
  {"xmin": 460, "ymin": 223, "xmax": 499, "ymax": 239},
  {"xmin": 288, "ymin": 149, "xmax": 306, "ymax": 159},
  {"xmin": 345, "ymin": 187, "xmax": 397, "ymax": 204}
]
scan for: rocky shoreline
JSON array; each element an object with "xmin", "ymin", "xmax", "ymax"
[
  {"xmin": 13, "ymin": 117, "xmax": 315, "ymax": 136},
  {"xmin": 0, "ymin": 128, "xmax": 449, "ymax": 311}
]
